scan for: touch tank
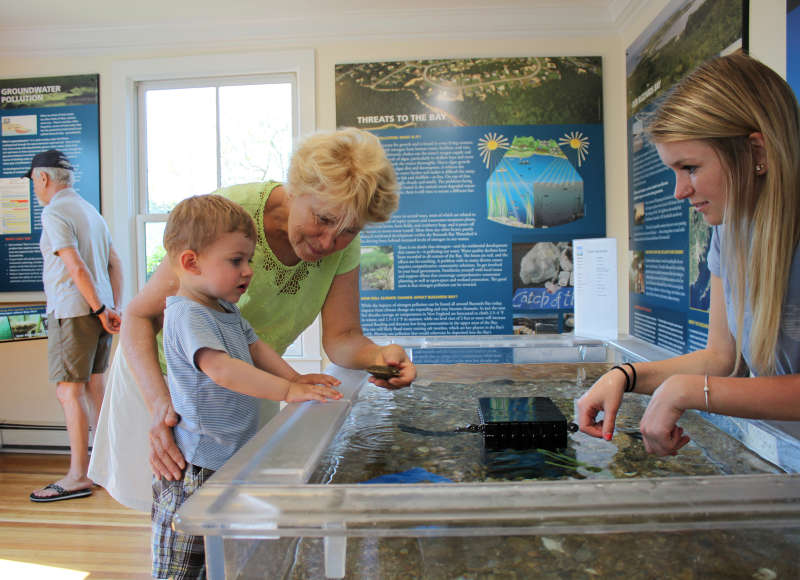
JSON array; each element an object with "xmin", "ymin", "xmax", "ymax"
[{"xmin": 175, "ymin": 336, "xmax": 800, "ymax": 579}]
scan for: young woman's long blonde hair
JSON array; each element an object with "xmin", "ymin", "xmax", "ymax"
[{"xmin": 647, "ymin": 51, "xmax": 800, "ymax": 376}]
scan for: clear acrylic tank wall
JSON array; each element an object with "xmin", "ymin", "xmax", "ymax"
[{"xmin": 175, "ymin": 336, "xmax": 800, "ymax": 579}]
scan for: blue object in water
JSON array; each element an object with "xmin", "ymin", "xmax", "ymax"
[{"xmin": 360, "ymin": 467, "xmax": 452, "ymax": 484}]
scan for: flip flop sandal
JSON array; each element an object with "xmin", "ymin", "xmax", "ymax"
[{"xmin": 30, "ymin": 483, "xmax": 92, "ymax": 502}]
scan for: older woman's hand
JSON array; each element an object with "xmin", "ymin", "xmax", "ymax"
[
  {"xmin": 148, "ymin": 396, "xmax": 185, "ymax": 480},
  {"xmin": 369, "ymin": 344, "xmax": 416, "ymax": 390}
]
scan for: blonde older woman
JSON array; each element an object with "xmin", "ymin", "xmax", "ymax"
[{"xmin": 90, "ymin": 128, "xmax": 416, "ymax": 510}]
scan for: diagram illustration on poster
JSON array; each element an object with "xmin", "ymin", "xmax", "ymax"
[
  {"xmin": 486, "ymin": 136, "xmax": 584, "ymax": 229},
  {"xmin": 336, "ymin": 57, "xmax": 605, "ymax": 344}
]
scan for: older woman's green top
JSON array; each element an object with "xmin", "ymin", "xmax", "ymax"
[
  {"xmin": 230, "ymin": 181, "xmax": 361, "ymax": 353},
  {"xmin": 157, "ymin": 181, "xmax": 360, "ymax": 371}
]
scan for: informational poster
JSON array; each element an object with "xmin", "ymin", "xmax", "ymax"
[
  {"xmin": 788, "ymin": 1, "xmax": 800, "ymax": 96},
  {"xmin": 0, "ymin": 74, "xmax": 100, "ymax": 295},
  {"xmin": 337, "ymin": 57, "xmax": 605, "ymax": 340},
  {"xmin": 0, "ymin": 304, "xmax": 47, "ymax": 341},
  {"xmin": 626, "ymin": 0, "xmax": 746, "ymax": 354}
]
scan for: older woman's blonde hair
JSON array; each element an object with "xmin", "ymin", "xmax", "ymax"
[
  {"xmin": 647, "ymin": 51, "xmax": 800, "ymax": 376},
  {"xmin": 164, "ymin": 194, "xmax": 257, "ymax": 260},
  {"xmin": 287, "ymin": 127, "xmax": 399, "ymax": 230}
]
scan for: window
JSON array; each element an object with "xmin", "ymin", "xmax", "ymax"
[
  {"xmin": 137, "ymin": 78, "xmax": 294, "ymax": 281},
  {"xmin": 111, "ymin": 51, "xmax": 318, "ymax": 364}
]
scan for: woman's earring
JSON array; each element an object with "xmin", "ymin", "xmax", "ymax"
[{"xmin": 755, "ymin": 163, "xmax": 766, "ymax": 174}]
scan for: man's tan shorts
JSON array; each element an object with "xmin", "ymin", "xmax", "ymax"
[{"xmin": 47, "ymin": 314, "xmax": 112, "ymax": 383}]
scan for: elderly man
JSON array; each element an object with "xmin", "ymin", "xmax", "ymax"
[{"xmin": 25, "ymin": 149, "xmax": 123, "ymax": 502}]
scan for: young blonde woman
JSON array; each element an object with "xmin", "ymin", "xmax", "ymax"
[{"xmin": 577, "ymin": 52, "xmax": 800, "ymax": 456}]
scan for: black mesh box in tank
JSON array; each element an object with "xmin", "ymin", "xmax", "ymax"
[{"xmin": 477, "ymin": 396, "xmax": 568, "ymax": 450}]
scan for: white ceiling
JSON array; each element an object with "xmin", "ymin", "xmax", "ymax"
[{"xmin": 1, "ymin": 0, "xmax": 643, "ymax": 56}]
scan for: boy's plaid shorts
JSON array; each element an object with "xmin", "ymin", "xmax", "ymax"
[{"xmin": 152, "ymin": 464, "xmax": 215, "ymax": 579}]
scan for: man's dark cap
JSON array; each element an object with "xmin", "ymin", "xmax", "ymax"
[{"xmin": 22, "ymin": 149, "xmax": 74, "ymax": 179}]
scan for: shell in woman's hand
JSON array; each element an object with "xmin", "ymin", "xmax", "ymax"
[{"xmin": 366, "ymin": 365, "xmax": 401, "ymax": 380}]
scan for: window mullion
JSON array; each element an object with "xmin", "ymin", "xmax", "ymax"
[
  {"xmin": 216, "ymin": 86, "xmax": 222, "ymax": 190},
  {"xmin": 136, "ymin": 83, "xmax": 151, "ymax": 289},
  {"xmin": 136, "ymin": 83, "xmax": 149, "ymax": 215}
]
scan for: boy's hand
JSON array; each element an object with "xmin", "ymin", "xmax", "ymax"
[
  {"xmin": 294, "ymin": 373, "xmax": 341, "ymax": 388},
  {"xmin": 285, "ymin": 380, "xmax": 343, "ymax": 403}
]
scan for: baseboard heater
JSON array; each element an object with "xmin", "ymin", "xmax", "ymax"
[
  {"xmin": 1, "ymin": 422, "xmax": 67, "ymax": 431},
  {"xmin": 0, "ymin": 421, "xmax": 81, "ymax": 453}
]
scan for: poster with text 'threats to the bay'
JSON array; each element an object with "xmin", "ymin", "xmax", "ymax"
[{"xmin": 337, "ymin": 57, "xmax": 605, "ymax": 349}]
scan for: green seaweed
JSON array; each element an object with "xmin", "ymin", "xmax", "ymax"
[{"xmin": 537, "ymin": 448, "xmax": 603, "ymax": 473}]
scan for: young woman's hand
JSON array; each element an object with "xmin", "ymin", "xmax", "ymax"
[
  {"xmin": 576, "ymin": 369, "xmax": 627, "ymax": 441},
  {"xmin": 639, "ymin": 375, "xmax": 693, "ymax": 456}
]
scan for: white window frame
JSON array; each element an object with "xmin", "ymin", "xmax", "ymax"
[{"xmin": 111, "ymin": 50, "xmax": 321, "ymax": 370}]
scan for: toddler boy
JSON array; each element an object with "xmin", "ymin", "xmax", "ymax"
[{"xmin": 152, "ymin": 194, "xmax": 342, "ymax": 579}]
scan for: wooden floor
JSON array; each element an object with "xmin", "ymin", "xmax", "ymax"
[{"xmin": 0, "ymin": 453, "xmax": 151, "ymax": 579}]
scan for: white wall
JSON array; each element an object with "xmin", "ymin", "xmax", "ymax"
[{"xmin": 0, "ymin": 0, "xmax": 788, "ymax": 430}]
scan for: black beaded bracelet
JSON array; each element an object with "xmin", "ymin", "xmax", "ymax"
[
  {"xmin": 610, "ymin": 365, "xmax": 630, "ymax": 393},
  {"xmin": 91, "ymin": 304, "xmax": 106, "ymax": 316},
  {"xmin": 623, "ymin": 362, "xmax": 637, "ymax": 392}
]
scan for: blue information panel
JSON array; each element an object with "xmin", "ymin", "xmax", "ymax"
[
  {"xmin": 337, "ymin": 57, "xmax": 606, "ymax": 338},
  {"xmin": 788, "ymin": 1, "xmax": 800, "ymax": 97},
  {"xmin": 0, "ymin": 74, "xmax": 100, "ymax": 294},
  {"xmin": 411, "ymin": 347, "xmax": 514, "ymax": 365},
  {"xmin": 626, "ymin": 0, "xmax": 746, "ymax": 354}
]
